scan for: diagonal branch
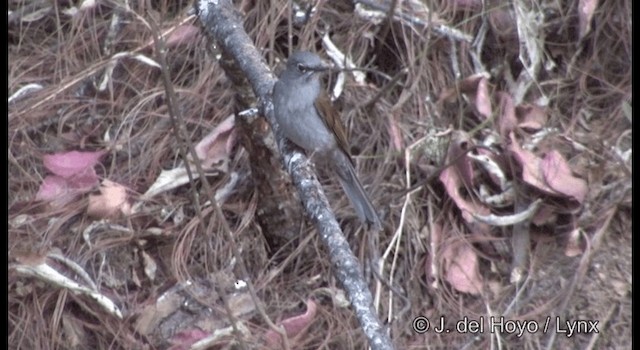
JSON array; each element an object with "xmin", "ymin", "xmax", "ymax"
[{"xmin": 195, "ymin": 1, "xmax": 394, "ymax": 349}]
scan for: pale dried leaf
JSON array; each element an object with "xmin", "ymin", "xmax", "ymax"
[
  {"xmin": 578, "ymin": 0, "xmax": 599, "ymax": 39},
  {"xmin": 473, "ymin": 76, "xmax": 492, "ymax": 120},
  {"xmin": 442, "ymin": 243, "xmax": 483, "ymax": 295},
  {"xmin": 541, "ymin": 150, "xmax": 588, "ymax": 203},
  {"xmin": 142, "ymin": 166, "xmax": 200, "ymax": 200},
  {"xmin": 509, "ymin": 132, "xmax": 555, "ymax": 194},
  {"xmin": 516, "ymin": 103, "xmax": 548, "ymax": 131},
  {"xmin": 194, "ymin": 115, "xmax": 236, "ymax": 169},
  {"xmin": 439, "ymin": 166, "xmax": 491, "ymax": 228},
  {"xmin": 87, "ymin": 180, "xmax": 131, "ymax": 218},
  {"xmin": 498, "ymin": 92, "xmax": 517, "ymax": 138},
  {"xmin": 141, "ymin": 251, "xmax": 157, "ymax": 281},
  {"xmin": 564, "ymin": 228, "xmax": 584, "ymax": 257}
]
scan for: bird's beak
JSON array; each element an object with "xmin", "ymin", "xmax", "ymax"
[{"xmin": 311, "ymin": 61, "xmax": 332, "ymax": 72}]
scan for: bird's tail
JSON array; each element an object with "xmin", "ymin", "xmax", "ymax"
[{"xmin": 335, "ymin": 155, "xmax": 382, "ymax": 231}]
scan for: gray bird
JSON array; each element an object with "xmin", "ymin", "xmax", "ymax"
[{"xmin": 272, "ymin": 51, "xmax": 382, "ymax": 230}]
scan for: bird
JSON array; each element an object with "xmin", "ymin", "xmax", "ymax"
[{"xmin": 272, "ymin": 51, "xmax": 381, "ymax": 230}]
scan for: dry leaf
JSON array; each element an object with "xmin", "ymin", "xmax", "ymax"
[
  {"xmin": 509, "ymin": 133, "xmax": 587, "ymax": 204},
  {"xmin": 87, "ymin": 180, "xmax": 131, "ymax": 218},
  {"xmin": 578, "ymin": 0, "xmax": 599, "ymax": 39},
  {"xmin": 43, "ymin": 150, "xmax": 105, "ymax": 178},
  {"xmin": 498, "ymin": 92, "xmax": 517, "ymax": 138},
  {"xmin": 516, "ymin": 103, "xmax": 548, "ymax": 131},
  {"xmin": 36, "ymin": 150, "xmax": 105, "ymax": 206},
  {"xmin": 541, "ymin": 150, "xmax": 588, "ymax": 203},
  {"xmin": 168, "ymin": 329, "xmax": 210, "ymax": 350},
  {"xmin": 442, "ymin": 242, "xmax": 483, "ymax": 295},
  {"xmin": 194, "ymin": 115, "xmax": 236, "ymax": 169},
  {"xmin": 265, "ymin": 299, "xmax": 318, "ymax": 348}
]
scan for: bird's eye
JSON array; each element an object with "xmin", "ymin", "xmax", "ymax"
[{"xmin": 297, "ymin": 63, "xmax": 307, "ymax": 73}]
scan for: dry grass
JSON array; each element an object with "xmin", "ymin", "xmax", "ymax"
[{"xmin": 9, "ymin": 0, "xmax": 631, "ymax": 349}]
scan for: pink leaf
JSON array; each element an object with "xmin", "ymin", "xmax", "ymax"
[
  {"xmin": 440, "ymin": 166, "xmax": 491, "ymax": 229},
  {"xmin": 473, "ymin": 76, "xmax": 492, "ymax": 120},
  {"xmin": 439, "ymin": 132, "xmax": 491, "ymax": 231},
  {"xmin": 541, "ymin": 150, "xmax": 588, "ymax": 203},
  {"xmin": 36, "ymin": 150, "xmax": 105, "ymax": 206},
  {"xmin": 35, "ymin": 175, "xmax": 77, "ymax": 206},
  {"xmin": 194, "ymin": 115, "xmax": 236, "ymax": 169},
  {"xmin": 168, "ymin": 329, "xmax": 210, "ymax": 350},
  {"xmin": 457, "ymin": 74, "xmax": 492, "ymax": 120},
  {"xmin": 509, "ymin": 134, "xmax": 587, "ymax": 203},
  {"xmin": 43, "ymin": 150, "xmax": 105, "ymax": 178},
  {"xmin": 265, "ymin": 299, "xmax": 318, "ymax": 348},
  {"xmin": 508, "ymin": 133, "xmax": 555, "ymax": 194},
  {"xmin": 442, "ymin": 242, "xmax": 482, "ymax": 295}
]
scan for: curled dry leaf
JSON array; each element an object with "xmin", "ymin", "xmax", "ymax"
[
  {"xmin": 509, "ymin": 133, "xmax": 587, "ymax": 203},
  {"xmin": 516, "ymin": 103, "xmax": 548, "ymax": 131},
  {"xmin": 439, "ymin": 165, "xmax": 491, "ymax": 232},
  {"xmin": 456, "ymin": 73, "xmax": 493, "ymax": 120},
  {"xmin": 194, "ymin": 115, "xmax": 237, "ymax": 170},
  {"xmin": 142, "ymin": 116, "xmax": 236, "ymax": 200},
  {"xmin": 439, "ymin": 131, "xmax": 491, "ymax": 231},
  {"xmin": 541, "ymin": 150, "xmax": 588, "ymax": 203},
  {"xmin": 265, "ymin": 299, "xmax": 318, "ymax": 348},
  {"xmin": 87, "ymin": 180, "xmax": 132, "ymax": 218},
  {"xmin": 438, "ymin": 74, "xmax": 492, "ymax": 120}
]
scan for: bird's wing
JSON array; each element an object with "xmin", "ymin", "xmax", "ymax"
[{"xmin": 313, "ymin": 90, "xmax": 352, "ymax": 160}]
